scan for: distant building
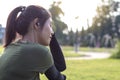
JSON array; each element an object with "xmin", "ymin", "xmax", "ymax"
[{"xmin": 0, "ymin": 25, "xmax": 5, "ymax": 43}]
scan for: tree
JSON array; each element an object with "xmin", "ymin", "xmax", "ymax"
[
  {"xmin": 80, "ymin": 27, "xmax": 87, "ymax": 46},
  {"xmin": 67, "ymin": 29, "xmax": 75, "ymax": 45},
  {"xmin": 113, "ymin": 15, "xmax": 120, "ymax": 38},
  {"xmin": 84, "ymin": 0, "xmax": 120, "ymax": 47},
  {"xmin": 49, "ymin": 1, "xmax": 68, "ymax": 44},
  {"xmin": 92, "ymin": 0, "xmax": 111, "ymax": 36}
]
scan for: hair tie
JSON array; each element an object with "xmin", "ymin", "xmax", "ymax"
[{"xmin": 21, "ymin": 6, "xmax": 26, "ymax": 12}]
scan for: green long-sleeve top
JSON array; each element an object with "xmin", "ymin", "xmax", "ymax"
[{"xmin": 0, "ymin": 41, "xmax": 53, "ymax": 80}]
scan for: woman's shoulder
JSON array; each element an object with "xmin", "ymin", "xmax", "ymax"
[
  {"xmin": 8, "ymin": 41, "xmax": 50, "ymax": 57},
  {"xmin": 21, "ymin": 42, "xmax": 50, "ymax": 55},
  {"xmin": 26, "ymin": 42, "xmax": 48, "ymax": 51},
  {"xmin": 20, "ymin": 42, "xmax": 53, "ymax": 66}
]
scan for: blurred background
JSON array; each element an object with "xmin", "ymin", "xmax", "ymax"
[{"xmin": 0, "ymin": 0, "xmax": 120, "ymax": 48}]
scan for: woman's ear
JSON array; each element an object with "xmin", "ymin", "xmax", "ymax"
[
  {"xmin": 36, "ymin": 22, "xmax": 40, "ymax": 27},
  {"xmin": 33, "ymin": 18, "xmax": 40, "ymax": 30}
]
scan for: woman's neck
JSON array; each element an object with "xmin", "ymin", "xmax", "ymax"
[{"xmin": 22, "ymin": 33, "xmax": 37, "ymax": 43}]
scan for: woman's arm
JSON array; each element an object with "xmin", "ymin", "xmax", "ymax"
[
  {"xmin": 45, "ymin": 65, "xmax": 66, "ymax": 80},
  {"xmin": 44, "ymin": 34, "xmax": 66, "ymax": 80},
  {"xmin": 49, "ymin": 34, "xmax": 66, "ymax": 71}
]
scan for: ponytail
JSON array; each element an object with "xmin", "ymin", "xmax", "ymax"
[
  {"xmin": 4, "ymin": 6, "xmax": 24, "ymax": 47},
  {"xmin": 4, "ymin": 5, "xmax": 50, "ymax": 47}
]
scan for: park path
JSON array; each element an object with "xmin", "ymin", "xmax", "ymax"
[{"xmin": 65, "ymin": 51, "xmax": 111, "ymax": 60}]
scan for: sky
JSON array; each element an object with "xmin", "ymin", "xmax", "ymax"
[{"xmin": 0, "ymin": 0, "xmax": 119, "ymax": 32}]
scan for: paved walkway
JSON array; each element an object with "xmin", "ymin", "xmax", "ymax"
[{"xmin": 65, "ymin": 51, "xmax": 111, "ymax": 60}]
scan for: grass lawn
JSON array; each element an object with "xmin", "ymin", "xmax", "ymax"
[
  {"xmin": 41, "ymin": 59, "xmax": 120, "ymax": 80},
  {"xmin": 40, "ymin": 46, "xmax": 120, "ymax": 80},
  {"xmin": 65, "ymin": 59, "xmax": 120, "ymax": 80}
]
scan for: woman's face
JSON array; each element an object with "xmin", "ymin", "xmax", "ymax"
[{"xmin": 38, "ymin": 18, "xmax": 54, "ymax": 46}]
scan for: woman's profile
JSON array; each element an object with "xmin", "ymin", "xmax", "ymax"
[{"xmin": 0, "ymin": 5, "xmax": 66, "ymax": 80}]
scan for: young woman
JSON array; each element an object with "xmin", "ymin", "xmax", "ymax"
[{"xmin": 0, "ymin": 5, "xmax": 66, "ymax": 80}]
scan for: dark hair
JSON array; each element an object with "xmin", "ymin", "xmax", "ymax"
[{"xmin": 4, "ymin": 5, "xmax": 51, "ymax": 47}]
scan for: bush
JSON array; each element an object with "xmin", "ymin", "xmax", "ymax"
[{"xmin": 110, "ymin": 41, "xmax": 120, "ymax": 59}]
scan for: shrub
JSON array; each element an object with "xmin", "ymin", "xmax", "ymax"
[{"xmin": 110, "ymin": 41, "xmax": 120, "ymax": 59}]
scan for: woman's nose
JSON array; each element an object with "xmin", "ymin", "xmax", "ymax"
[{"xmin": 50, "ymin": 28, "xmax": 54, "ymax": 35}]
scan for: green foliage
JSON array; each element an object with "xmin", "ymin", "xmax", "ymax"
[
  {"xmin": 66, "ymin": 30, "xmax": 75, "ymax": 45},
  {"xmin": 90, "ymin": 0, "xmax": 113, "ymax": 37},
  {"xmin": 110, "ymin": 41, "xmax": 120, "ymax": 59},
  {"xmin": 49, "ymin": 1, "xmax": 68, "ymax": 44},
  {"xmin": 49, "ymin": 1, "xmax": 64, "ymax": 20},
  {"xmin": 53, "ymin": 20, "xmax": 68, "ymax": 45},
  {"xmin": 114, "ymin": 15, "xmax": 120, "ymax": 38},
  {"xmin": 80, "ymin": 0, "xmax": 120, "ymax": 47}
]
